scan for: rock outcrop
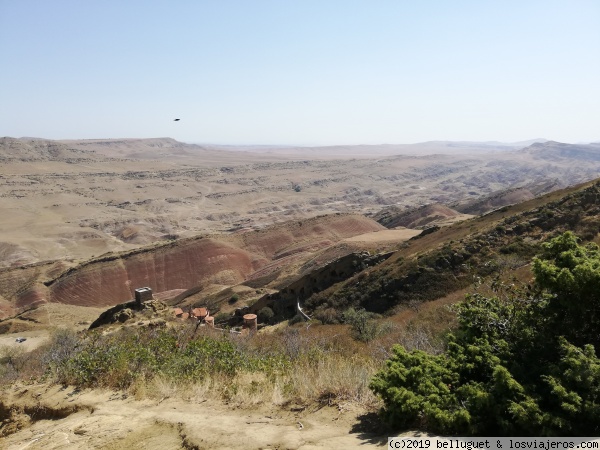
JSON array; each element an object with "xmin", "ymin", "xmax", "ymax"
[{"xmin": 89, "ymin": 298, "xmax": 169, "ymax": 329}]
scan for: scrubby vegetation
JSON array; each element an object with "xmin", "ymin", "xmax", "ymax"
[
  {"xmin": 257, "ymin": 306, "xmax": 275, "ymax": 325},
  {"xmin": 308, "ymin": 182, "xmax": 600, "ymax": 316},
  {"xmin": 0, "ymin": 323, "xmax": 388, "ymax": 408},
  {"xmin": 55, "ymin": 329, "xmax": 288, "ymax": 389},
  {"xmin": 370, "ymin": 232, "xmax": 600, "ymax": 436},
  {"xmin": 6, "ymin": 232, "xmax": 598, "ymax": 436},
  {"xmin": 3, "ymin": 179, "xmax": 600, "ymax": 438}
]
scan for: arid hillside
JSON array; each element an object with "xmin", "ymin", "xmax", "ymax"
[
  {"xmin": 2, "ymin": 143, "xmax": 600, "ymax": 447},
  {"xmin": 3, "ymin": 178, "xmax": 600, "ymax": 446},
  {"xmin": 305, "ymin": 178, "xmax": 600, "ymax": 316},
  {"xmin": 372, "ymin": 203, "xmax": 469, "ymax": 229},
  {"xmin": 2, "ymin": 137, "xmax": 600, "ymax": 269},
  {"xmin": 2, "ymin": 137, "xmax": 600, "ymax": 321},
  {"xmin": 521, "ymin": 140, "xmax": 600, "ymax": 161},
  {"xmin": 0, "ymin": 213, "xmax": 385, "ymax": 318}
]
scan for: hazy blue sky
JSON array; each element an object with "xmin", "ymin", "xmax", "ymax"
[{"xmin": 1, "ymin": 1, "xmax": 598, "ymax": 145}]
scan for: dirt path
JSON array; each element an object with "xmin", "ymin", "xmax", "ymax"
[{"xmin": 1, "ymin": 384, "xmax": 389, "ymax": 449}]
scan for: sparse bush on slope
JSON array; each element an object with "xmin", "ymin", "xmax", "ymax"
[
  {"xmin": 370, "ymin": 232, "xmax": 600, "ymax": 436},
  {"xmin": 1, "ymin": 322, "xmax": 381, "ymax": 407},
  {"xmin": 342, "ymin": 308, "xmax": 378, "ymax": 342},
  {"xmin": 258, "ymin": 306, "xmax": 275, "ymax": 325},
  {"xmin": 54, "ymin": 327, "xmax": 289, "ymax": 389}
]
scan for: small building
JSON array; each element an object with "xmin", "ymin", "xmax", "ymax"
[
  {"xmin": 191, "ymin": 307, "xmax": 209, "ymax": 320},
  {"xmin": 134, "ymin": 287, "xmax": 153, "ymax": 306},
  {"xmin": 243, "ymin": 313, "xmax": 257, "ymax": 332}
]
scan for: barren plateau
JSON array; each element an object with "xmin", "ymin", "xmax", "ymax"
[
  {"xmin": 2, "ymin": 137, "xmax": 600, "ymax": 319},
  {"xmin": 2, "ymin": 137, "xmax": 598, "ymax": 269}
]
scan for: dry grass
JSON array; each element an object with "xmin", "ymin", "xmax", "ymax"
[
  {"xmin": 129, "ymin": 352, "xmax": 381, "ymax": 410},
  {"xmin": 285, "ymin": 353, "xmax": 380, "ymax": 407},
  {"xmin": 0, "ymin": 280, "xmax": 481, "ymax": 416},
  {"xmin": 1, "ymin": 323, "xmax": 390, "ymax": 412}
]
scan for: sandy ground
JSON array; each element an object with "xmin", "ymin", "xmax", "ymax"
[
  {"xmin": 343, "ymin": 228, "xmax": 421, "ymax": 242},
  {"xmin": 0, "ymin": 384, "xmax": 392, "ymax": 449},
  {"xmin": 0, "ymin": 331, "xmax": 49, "ymax": 352},
  {"xmin": 431, "ymin": 214, "xmax": 475, "ymax": 227},
  {"xmin": 0, "ymin": 303, "xmax": 106, "ymax": 334}
]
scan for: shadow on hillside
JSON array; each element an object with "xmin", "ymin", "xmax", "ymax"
[{"xmin": 350, "ymin": 411, "xmax": 394, "ymax": 445}]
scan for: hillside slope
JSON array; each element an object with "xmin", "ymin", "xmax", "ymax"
[
  {"xmin": 3, "ymin": 138, "xmax": 600, "ymax": 267},
  {"xmin": 306, "ymin": 179, "xmax": 600, "ymax": 314},
  {"xmin": 373, "ymin": 203, "xmax": 464, "ymax": 229},
  {"xmin": 0, "ymin": 137, "xmax": 107, "ymax": 162},
  {"xmin": 0, "ymin": 214, "xmax": 384, "ymax": 315},
  {"xmin": 522, "ymin": 140, "xmax": 600, "ymax": 161}
]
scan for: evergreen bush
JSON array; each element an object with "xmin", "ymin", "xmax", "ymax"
[{"xmin": 370, "ymin": 232, "xmax": 600, "ymax": 436}]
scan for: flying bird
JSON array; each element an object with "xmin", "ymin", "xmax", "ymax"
[{"xmin": 174, "ymin": 118, "xmax": 180, "ymax": 121}]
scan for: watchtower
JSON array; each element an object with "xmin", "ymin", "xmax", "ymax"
[{"xmin": 134, "ymin": 287, "xmax": 153, "ymax": 307}]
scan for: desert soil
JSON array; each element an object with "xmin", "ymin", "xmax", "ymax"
[
  {"xmin": 1, "ymin": 384, "xmax": 392, "ymax": 449},
  {"xmin": 343, "ymin": 228, "xmax": 421, "ymax": 242},
  {"xmin": 0, "ymin": 331, "xmax": 49, "ymax": 352},
  {"xmin": 3, "ymin": 138, "xmax": 598, "ymax": 268}
]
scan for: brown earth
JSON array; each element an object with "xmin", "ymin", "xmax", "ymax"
[
  {"xmin": 0, "ymin": 214, "xmax": 385, "ymax": 316},
  {"xmin": 2, "ymin": 137, "xmax": 600, "ymax": 270},
  {"xmin": 0, "ymin": 303, "xmax": 104, "ymax": 335},
  {"xmin": 372, "ymin": 203, "xmax": 469, "ymax": 229},
  {"xmin": 2, "ymin": 137, "xmax": 600, "ymax": 319},
  {"xmin": 343, "ymin": 228, "xmax": 422, "ymax": 242},
  {"xmin": 453, "ymin": 186, "xmax": 538, "ymax": 215}
]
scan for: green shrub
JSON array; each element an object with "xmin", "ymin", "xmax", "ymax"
[
  {"xmin": 314, "ymin": 307, "xmax": 340, "ymax": 324},
  {"xmin": 213, "ymin": 312, "xmax": 231, "ymax": 324},
  {"xmin": 288, "ymin": 314, "xmax": 304, "ymax": 325},
  {"xmin": 258, "ymin": 307, "xmax": 275, "ymax": 324},
  {"xmin": 371, "ymin": 232, "xmax": 600, "ymax": 436},
  {"xmin": 55, "ymin": 327, "xmax": 289, "ymax": 389},
  {"xmin": 342, "ymin": 308, "xmax": 378, "ymax": 342},
  {"xmin": 370, "ymin": 345, "xmax": 469, "ymax": 433}
]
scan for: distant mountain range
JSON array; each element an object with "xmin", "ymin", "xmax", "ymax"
[
  {"xmin": 4, "ymin": 136, "xmax": 600, "ymax": 161},
  {"xmin": 200, "ymin": 139, "xmax": 552, "ymax": 156},
  {"xmin": 521, "ymin": 140, "xmax": 600, "ymax": 161}
]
